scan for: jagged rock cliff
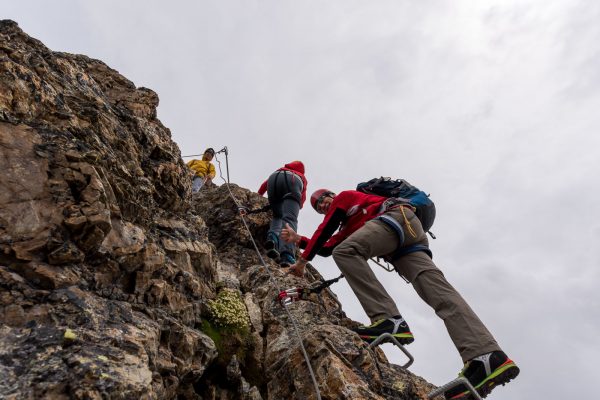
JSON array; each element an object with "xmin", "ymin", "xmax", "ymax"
[{"xmin": 0, "ymin": 20, "xmax": 437, "ymax": 399}]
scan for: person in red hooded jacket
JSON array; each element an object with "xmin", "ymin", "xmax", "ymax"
[
  {"xmin": 282, "ymin": 188, "xmax": 520, "ymax": 400},
  {"xmin": 258, "ymin": 161, "xmax": 307, "ymax": 267}
]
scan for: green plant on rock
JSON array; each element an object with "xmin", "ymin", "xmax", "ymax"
[{"xmin": 207, "ymin": 288, "xmax": 250, "ymax": 329}]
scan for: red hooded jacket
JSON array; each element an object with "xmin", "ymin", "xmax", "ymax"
[
  {"xmin": 258, "ymin": 161, "xmax": 308, "ymax": 208},
  {"xmin": 299, "ymin": 190, "xmax": 387, "ymax": 261}
]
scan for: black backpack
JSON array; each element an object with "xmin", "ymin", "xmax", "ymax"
[{"xmin": 356, "ymin": 177, "xmax": 436, "ymax": 234}]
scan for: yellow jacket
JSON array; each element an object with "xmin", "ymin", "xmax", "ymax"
[{"xmin": 187, "ymin": 156, "xmax": 216, "ymax": 179}]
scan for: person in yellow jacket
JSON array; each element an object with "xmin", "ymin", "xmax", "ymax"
[{"xmin": 187, "ymin": 148, "xmax": 216, "ymax": 193}]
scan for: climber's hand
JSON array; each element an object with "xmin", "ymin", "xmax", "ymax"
[
  {"xmin": 281, "ymin": 223, "xmax": 299, "ymax": 244},
  {"xmin": 288, "ymin": 258, "xmax": 307, "ymax": 277}
]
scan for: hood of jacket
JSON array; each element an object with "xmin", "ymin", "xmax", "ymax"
[{"xmin": 284, "ymin": 161, "xmax": 305, "ymax": 175}]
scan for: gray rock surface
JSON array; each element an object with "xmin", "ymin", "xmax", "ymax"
[{"xmin": 0, "ymin": 19, "xmax": 438, "ymax": 400}]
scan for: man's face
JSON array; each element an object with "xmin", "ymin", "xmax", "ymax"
[
  {"xmin": 317, "ymin": 195, "xmax": 334, "ymax": 214},
  {"xmin": 203, "ymin": 152, "xmax": 214, "ymax": 161}
]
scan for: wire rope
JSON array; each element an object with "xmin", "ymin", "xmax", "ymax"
[{"xmin": 213, "ymin": 153, "xmax": 322, "ymax": 400}]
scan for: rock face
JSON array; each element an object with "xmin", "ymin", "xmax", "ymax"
[{"xmin": 0, "ymin": 20, "xmax": 437, "ymax": 399}]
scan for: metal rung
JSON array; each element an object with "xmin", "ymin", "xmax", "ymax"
[
  {"xmin": 428, "ymin": 377, "xmax": 482, "ymax": 400},
  {"xmin": 368, "ymin": 333, "xmax": 414, "ymax": 369}
]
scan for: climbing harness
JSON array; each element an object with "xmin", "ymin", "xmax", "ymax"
[
  {"xmin": 428, "ymin": 377, "xmax": 482, "ymax": 400},
  {"xmin": 374, "ymin": 211, "xmax": 434, "ymax": 264},
  {"xmin": 213, "ymin": 151, "xmax": 322, "ymax": 400},
  {"xmin": 277, "ymin": 274, "xmax": 344, "ymax": 306}
]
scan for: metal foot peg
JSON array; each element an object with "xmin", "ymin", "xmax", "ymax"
[
  {"xmin": 427, "ymin": 377, "xmax": 482, "ymax": 400},
  {"xmin": 368, "ymin": 333, "xmax": 414, "ymax": 369}
]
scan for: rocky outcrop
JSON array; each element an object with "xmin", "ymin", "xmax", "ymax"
[
  {"xmin": 194, "ymin": 185, "xmax": 437, "ymax": 400},
  {"xmin": 1, "ymin": 19, "xmax": 217, "ymax": 399},
  {"xmin": 0, "ymin": 20, "xmax": 437, "ymax": 399}
]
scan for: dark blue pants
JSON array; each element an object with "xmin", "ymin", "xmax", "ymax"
[{"xmin": 266, "ymin": 171, "xmax": 303, "ymax": 256}]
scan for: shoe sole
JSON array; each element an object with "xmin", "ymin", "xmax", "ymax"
[
  {"xmin": 359, "ymin": 333, "xmax": 414, "ymax": 345},
  {"xmin": 448, "ymin": 361, "xmax": 520, "ymax": 399},
  {"xmin": 279, "ymin": 258, "xmax": 296, "ymax": 268},
  {"xmin": 279, "ymin": 257, "xmax": 296, "ymax": 268}
]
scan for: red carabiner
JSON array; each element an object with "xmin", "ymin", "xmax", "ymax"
[{"xmin": 278, "ymin": 288, "xmax": 301, "ymax": 306}]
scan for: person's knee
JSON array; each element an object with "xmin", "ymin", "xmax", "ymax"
[
  {"xmin": 413, "ymin": 269, "xmax": 460, "ymax": 313},
  {"xmin": 331, "ymin": 245, "xmax": 343, "ymax": 261},
  {"xmin": 394, "ymin": 251, "xmax": 438, "ymax": 281},
  {"xmin": 333, "ymin": 240, "xmax": 365, "ymax": 261},
  {"xmin": 413, "ymin": 269, "xmax": 444, "ymax": 290}
]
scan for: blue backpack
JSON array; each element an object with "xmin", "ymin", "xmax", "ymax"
[{"xmin": 356, "ymin": 177, "xmax": 436, "ymax": 235}]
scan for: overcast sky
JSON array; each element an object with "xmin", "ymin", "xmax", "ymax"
[{"xmin": 5, "ymin": 1, "xmax": 600, "ymax": 399}]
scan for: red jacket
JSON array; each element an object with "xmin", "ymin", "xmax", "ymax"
[
  {"xmin": 300, "ymin": 190, "xmax": 387, "ymax": 261},
  {"xmin": 258, "ymin": 161, "xmax": 308, "ymax": 208}
]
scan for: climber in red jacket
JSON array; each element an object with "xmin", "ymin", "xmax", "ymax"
[
  {"xmin": 258, "ymin": 161, "xmax": 307, "ymax": 268},
  {"xmin": 282, "ymin": 188, "xmax": 519, "ymax": 400}
]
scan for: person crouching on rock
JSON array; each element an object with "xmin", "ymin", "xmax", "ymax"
[
  {"xmin": 186, "ymin": 148, "xmax": 216, "ymax": 193},
  {"xmin": 257, "ymin": 161, "xmax": 307, "ymax": 268},
  {"xmin": 281, "ymin": 188, "xmax": 519, "ymax": 400}
]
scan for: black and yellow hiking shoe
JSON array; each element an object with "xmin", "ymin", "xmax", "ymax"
[
  {"xmin": 353, "ymin": 316, "xmax": 414, "ymax": 345},
  {"xmin": 444, "ymin": 350, "xmax": 520, "ymax": 399}
]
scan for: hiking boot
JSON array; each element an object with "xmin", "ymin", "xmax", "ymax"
[
  {"xmin": 266, "ymin": 248, "xmax": 280, "ymax": 260},
  {"xmin": 279, "ymin": 252, "xmax": 296, "ymax": 268},
  {"xmin": 352, "ymin": 316, "xmax": 414, "ymax": 345},
  {"xmin": 265, "ymin": 232, "xmax": 279, "ymax": 259},
  {"xmin": 444, "ymin": 350, "xmax": 520, "ymax": 399}
]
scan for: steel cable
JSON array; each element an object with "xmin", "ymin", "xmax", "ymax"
[{"xmin": 212, "ymin": 154, "xmax": 322, "ymax": 400}]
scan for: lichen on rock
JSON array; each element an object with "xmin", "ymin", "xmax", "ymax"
[{"xmin": 207, "ymin": 287, "xmax": 250, "ymax": 329}]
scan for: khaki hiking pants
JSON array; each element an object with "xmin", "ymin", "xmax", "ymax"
[{"xmin": 331, "ymin": 207, "xmax": 500, "ymax": 362}]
